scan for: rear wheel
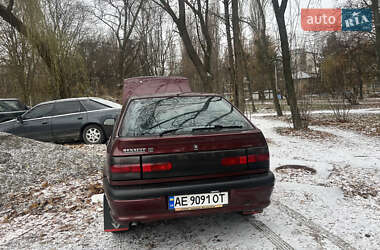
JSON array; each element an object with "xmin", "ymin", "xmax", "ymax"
[{"xmin": 82, "ymin": 125, "xmax": 105, "ymax": 144}]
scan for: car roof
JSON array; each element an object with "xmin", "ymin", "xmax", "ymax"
[
  {"xmin": 0, "ymin": 98, "xmax": 20, "ymax": 101},
  {"xmin": 37, "ymin": 97, "xmax": 120, "ymax": 106},
  {"xmin": 91, "ymin": 97, "xmax": 121, "ymax": 108}
]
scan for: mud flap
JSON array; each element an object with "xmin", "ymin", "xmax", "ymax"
[{"xmin": 104, "ymin": 195, "xmax": 129, "ymax": 232}]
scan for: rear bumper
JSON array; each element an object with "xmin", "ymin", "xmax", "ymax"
[{"xmin": 104, "ymin": 172, "xmax": 274, "ymax": 224}]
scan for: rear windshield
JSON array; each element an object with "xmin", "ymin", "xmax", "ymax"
[
  {"xmin": 0, "ymin": 100, "xmax": 25, "ymax": 112},
  {"xmin": 120, "ymin": 96, "xmax": 253, "ymax": 137},
  {"xmin": 81, "ymin": 99, "xmax": 110, "ymax": 111}
]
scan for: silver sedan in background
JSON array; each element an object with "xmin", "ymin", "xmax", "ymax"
[{"xmin": 0, "ymin": 97, "xmax": 121, "ymax": 144}]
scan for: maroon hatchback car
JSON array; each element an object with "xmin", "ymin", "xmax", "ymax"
[{"xmin": 103, "ymin": 77, "xmax": 274, "ymax": 232}]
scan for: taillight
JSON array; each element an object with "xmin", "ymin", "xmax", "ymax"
[
  {"xmin": 221, "ymin": 153, "xmax": 269, "ymax": 166},
  {"xmin": 110, "ymin": 164, "xmax": 140, "ymax": 173},
  {"xmin": 111, "ymin": 162, "xmax": 172, "ymax": 173},
  {"xmin": 143, "ymin": 162, "xmax": 172, "ymax": 172},
  {"xmin": 248, "ymin": 153, "xmax": 269, "ymax": 163},
  {"xmin": 221, "ymin": 156, "xmax": 247, "ymax": 166}
]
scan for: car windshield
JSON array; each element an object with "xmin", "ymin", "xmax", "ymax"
[
  {"xmin": 120, "ymin": 96, "xmax": 253, "ymax": 137},
  {"xmin": 0, "ymin": 100, "xmax": 25, "ymax": 112}
]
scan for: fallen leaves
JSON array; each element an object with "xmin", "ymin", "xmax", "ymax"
[
  {"xmin": 86, "ymin": 183, "xmax": 104, "ymax": 197},
  {"xmin": 267, "ymin": 112, "xmax": 380, "ymax": 138},
  {"xmin": 326, "ymin": 165, "xmax": 379, "ymax": 202},
  {"xmin": 275, "ymin": 127, "xmax": 337, "ymax": 140},
  {"xmin": 310, "ymin": 114, "xmax": 380, "ymax": 137},
  {"xmin": 41, "ymin": 182, "xmax": 49, "ymax": 189}
]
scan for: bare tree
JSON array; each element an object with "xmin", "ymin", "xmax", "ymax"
[
  {"xmin": 0, "ymin": 0, "xmax": 90, "ymax": 98},
  {"xmin": 372, "ymin": 0, "xmax": 380, "ymax": 89},
  {"xmin": 154, "ymin": 0, "xmax": 217, "ymax": 93},
  {"xmin": 136, "ymin": 2, "xmax": 176, "ymax": 76},
  {"xmin": 0, "ymin": 23, "xmax": 39, "ymax": 104},
  {"xmin": 0, "ymin": 1, "xmax": 59, "ymax": 88},
  {"xmin": 91, "ymin": 0, "xmax": 144, "ymax": 82},
  {"xmin": 272, "ymin": 0, "xmax": 303, "ymax": 129},
  {"xmin": 348, "ymin": 0, "xmax": 380, "ymax": 90},
  {"xmin": 230, "ymin": 0, "xmax": 247, "ymax": 112},
  {"xmin": 249, "ymin": 0, "xmax": 282, "ymax": 116},
  {"xmin": 223, "ymin": 0, "xmax": 237, "ymax": 105},
  {"xmin": 42, "ymin": 0, "xmax": 90, "ymax": 98}
]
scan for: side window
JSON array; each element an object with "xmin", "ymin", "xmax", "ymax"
[
  {"xmin": 0, "ymin": 100, "xmax": 25, "ymax": 111},
  {"xmin": 23, "ymin": 104, "xmax": 54, "ymax": 120},
  {"xmin": 81, "ymin": 100, "xmax": 109, "ymax": 111},
  {"xmin": 0, "ymin": 102, "xmax": 7, "ymax": 112},
  {"xmin": 52, "ymin": 101, "xmax": 82, "ymax": 116}
]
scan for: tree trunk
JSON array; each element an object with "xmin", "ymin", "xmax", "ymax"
[
  {"xmin": 223, "ymin": 0, "xmax": 238, "ymax": 108},
  {"xmin": 269, "ymin": 67, "xmax": 283, "ymax": 116},
  {"xmin": 159, "ymin": 0, "xmax": 214, "ymax": 93},
  {"xmin": 261, "ymin": 35, "xmax": 282, "ymax": 116},
  {"xmin": 231, "ymin": 0, "xmax": 246, "ymax": 112},
  {"xmin": 255, "ymin": 0, "xmax": 280, "ymax": 115},
  {"xmin": 272, "ymin": 0, "xmax": 302, "ymax": 129},
  {"xmin": 373, "ymin": 0, "xmax": 380, "ymax": 88},
  {"xmin": 356, "ymin": 60, "xmax": 364, "ymax": 100},
  {"xmin": 259, "ymin": 90, "xmax": 265, "ymax": 103},
  {"xmin": 246, "ymin": 80, "xmax": 257, "ymax": 113},
  {"xmin": 242, "ymin": 57, "xmax": 257, "ymax": 113},
  {"xmin": 227, "ymin": 0, "xmax": 257, "ymax": 113}
]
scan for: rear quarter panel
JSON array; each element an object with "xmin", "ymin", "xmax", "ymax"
[{"xmin": 87, "ymin": 108, "xmax": 121, "ymax": 138}]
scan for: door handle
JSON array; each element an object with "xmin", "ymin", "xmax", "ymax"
[
  {"xmin": 42, "ymin": 122, "xmax": 48, "ymax": 125},
  {"xmin": 77, "ymin": 117, "xmax": 83, "ymax": 120}
]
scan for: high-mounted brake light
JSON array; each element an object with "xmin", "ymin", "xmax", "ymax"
[
  {"xmin": 110, "ymin": 164, "xmax": 140, "ymax": 173},
  {"xmin": 143, "ymin": 162, "xmax": 172, "ymax": 172}
]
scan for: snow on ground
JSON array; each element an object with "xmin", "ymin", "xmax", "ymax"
[
  {"xmin": 0, "ymin": 111, "xmax": 379, "ymax": 249},
  {"xmin": 250, "ymin": 107, "xmax": 380, "ymax": 117},
  {"xmin": 250, "ymin": 116, "xmax": 380, "ymax": 249}
]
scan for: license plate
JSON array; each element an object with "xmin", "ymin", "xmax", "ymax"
[{"xmin": 168, "ymin": 192, "xmax": 228, "ymax": 211}]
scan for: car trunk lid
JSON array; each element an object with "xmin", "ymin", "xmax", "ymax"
[
  {"xmin": 122, "ymin": 77, "xmax": 191, "ymax": 105},
  {"xmin": 109, "ymin": 130, "xmax": 269, "ymax": 181}
]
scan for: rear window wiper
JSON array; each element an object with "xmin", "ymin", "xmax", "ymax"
[
  {"xmin": 159, "ymin": 128, "xmax": 185, "ymax": 137},
  {"xmin": 192, "ymin": 125, "xmax": 243, "ymax": 132}
]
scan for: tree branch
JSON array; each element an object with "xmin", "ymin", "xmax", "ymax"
[
  {"xmin": 7, "ymin": 0, "xmax": 15, "ymax": 12},
  {"xmin": 280, "ymin": 0, "xmax": 288, "ymax": 15},
  {"xmin": 0, "ymin": 3, "xmax": 53, "ymax": 72}
]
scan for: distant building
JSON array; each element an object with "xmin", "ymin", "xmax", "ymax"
[{"xmin": 291, "ymin": 49, "xmax": 319, "ymax": 95}]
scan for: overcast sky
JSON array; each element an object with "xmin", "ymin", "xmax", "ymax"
[{"xmin": 264, "ymin": 0, "xmax": 346, "ymax": 49}]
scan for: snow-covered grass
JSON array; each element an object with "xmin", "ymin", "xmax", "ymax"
[
  {"xmin": 250, "ymin": 107, "xmax": 380, "ymax": 117},
  {"xmin": 0, "ymin": 110, "xmax": 379, "ymax": 249}
]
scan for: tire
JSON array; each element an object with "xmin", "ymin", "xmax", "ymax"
[{"xmin": 82, "ymin": 124, "xmax": 105, "ymax": 144}]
